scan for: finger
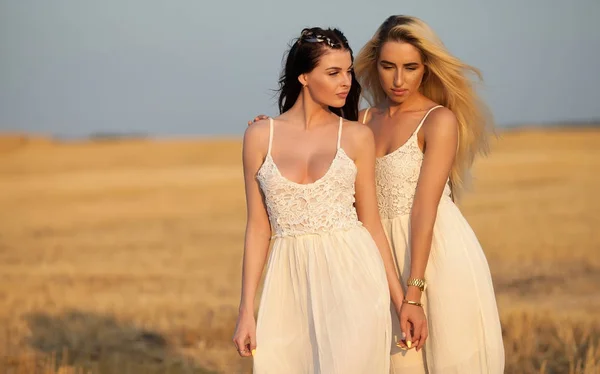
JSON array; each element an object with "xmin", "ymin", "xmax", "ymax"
[
  {"xmin": 239, "ymin": 345, "xmax": 252, "ymax": 357},
  {"xmin": 417, "ymin": 323, "xmax": 428, "ymax": 351},
  {"xmin": 242, "ymin": 335, "xmax": 253, "ymax": 357},
  {"xmin": 412, "ymin": 339, "xmax": 420, "ymax": 351},
  {"xmin": 234, "ymin": 338, "xmax": 245, "ymax": 357},
  {"xmin": 250, "ymin": 332, "xmax": 257, "ymax": 356},
  {"xmin": 404, "ymin": 321, "xmax": 414, "ymax": 349},
  {"xmin": 400, "ymin": 316, "xmax": 412, "ymax": 349},
  {"xmin": 394, "ymin": 334, "xmax": 408, "ymax": 350},
  {"xmin": 411, "ymin": 321, "xmax": 422, "ymax": 346},
  {"xmin": 236, "ymin": 335, "xmax": 252, "ymax": 357},
  {"xmin": 396, "ymin": 333, "xmax": 408, "ymax": 351}
]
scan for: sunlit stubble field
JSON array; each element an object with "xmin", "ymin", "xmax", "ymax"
[{"xmin": 0, "ymin": 127, "xmax": 599, "ymax": 373}]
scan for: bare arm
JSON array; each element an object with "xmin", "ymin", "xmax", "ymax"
[
  {"xmin": 407, "ymin": 108, "xmax": 459, "ymax": 301},
  {"xmin": 351, "ymin": 123, "xmax": 405, "ymax": 310},
  {"xmin": 239, "ymin": 121, "xmax": 272, "ymax": 314}
]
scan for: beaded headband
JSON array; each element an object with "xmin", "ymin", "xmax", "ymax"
[{"xmin": 297, "ymin": 29, "xmax": 348, "ymax": 49}]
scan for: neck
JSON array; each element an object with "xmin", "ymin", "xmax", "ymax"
[
  {"xmin": 288, "ymin": 89, "xmax": 335, "ymax": 130},
  {"xmin": 385, "ymin": 93, "xmax": 426, "ymax": 117}
]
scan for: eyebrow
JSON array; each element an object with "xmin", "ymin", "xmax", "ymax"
[
  {"xmin": 326, "ymin": 65, "xmax": 354, "ymax": 71},
  {"xmin": 380, "ymin": 60, "xmax": 420, "ymax": 67}
]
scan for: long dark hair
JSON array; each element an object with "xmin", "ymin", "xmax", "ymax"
[{"xmin": 277, "ymin": 27, "xmax": 361, "ymax": 121}]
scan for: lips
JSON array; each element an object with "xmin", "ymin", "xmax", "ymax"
[
  {"xmin": 391, "ymin": 88, "xmax": 408, "ymax": 96},
  {"xmin": 337, "ymin": 92, "xmax": 349, "ymax": 98}
]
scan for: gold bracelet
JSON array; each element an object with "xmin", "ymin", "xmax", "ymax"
[{"xmin": 402, "ymin": 299, "xmax": 423, "ymax": 307}]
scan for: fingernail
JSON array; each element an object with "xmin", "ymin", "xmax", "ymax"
[
  {"xmin": 407, "ymin": 340, "xmax": 412, "ymax": 349},
  {"xmin": 401, "ymin": 332, "xmax": 406, "ymax": 340},
  {"xmin": 251, "ymin": 349, "xmax": 256, "ymax": 356}
]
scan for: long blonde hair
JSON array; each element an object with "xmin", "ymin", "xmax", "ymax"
[{"xmin": 355, "ymin": 15, "xmax": 494, "ymax": 199}]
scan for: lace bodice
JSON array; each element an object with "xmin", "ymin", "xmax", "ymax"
[
  {"xmin": 256, "ymin": 118, "xmax": 362, "ymax": 238},
  {"xmin": 370, "ymin": 106, "xmax": 452, "ymax": 219}
]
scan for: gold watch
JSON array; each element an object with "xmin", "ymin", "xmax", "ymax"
[{"xmin": 407, "ymin": 278, "xmax": 427, "ymax": 292}]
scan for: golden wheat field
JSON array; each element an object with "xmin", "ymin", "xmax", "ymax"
[{"xmin": 0, "ymin": 127, "xmax": 599, "ymax": 374}]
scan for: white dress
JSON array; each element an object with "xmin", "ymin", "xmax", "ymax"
[
  {"xmin": 364, "ymin": 106, "xmax": 505, "ymax": 374},
  {"xmin": 252, "ymin": 117, "xmax": 392, "ymax": 374}
]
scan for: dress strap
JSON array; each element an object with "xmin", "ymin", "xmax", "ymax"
[
  {"xmin": 361, "ymin": 108, "xmax": 370, "ymax": 124},
  {"xmin": 414, "ymin": 105, "xmax": 443, "ymax": 134},
  {"xmin": 337, "ymin": 116, "xmax": 343, "ymax": 149},
  {"xmin": 267, "ymin": 118, "xmax": 274, "ymax": 155}
]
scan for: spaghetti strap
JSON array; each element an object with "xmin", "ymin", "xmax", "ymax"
[
  {"xmin": 414, "ymin": 105, "xmax": 443, "ymax": 134},
  {"xmin": 267, "ymin": 118, "xmax": 274, "ymax": 155},
  {"xmin": 362, "ymin": 108, "xmax": 370, "ymax": 124},
  {"xmin": 337, "ymin": 117, "xmax": 343, "ymax": 149}
]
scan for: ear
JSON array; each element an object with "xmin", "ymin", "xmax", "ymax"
[{"xmin": 298, "ymin": 73, "xmax": 308, "ymax": 87}]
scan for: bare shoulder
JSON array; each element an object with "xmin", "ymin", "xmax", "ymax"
[
  {"xmin": 343, "ymin": 119, "xmax": 374, "ymax": 139},
  {"xmin": 423, "ymin": 106, "xmax": 458, "ymax": 138},
  {"xmin": 341, "ymin": 120, "xmax": 375, "ymax": 154},
  {"xmin": 243, "ymin": 118, "xmax": 271, "ymax": 151},
  {"xmin": 424, "ymin": 106, "xmax": 458, "ymax": 127}
]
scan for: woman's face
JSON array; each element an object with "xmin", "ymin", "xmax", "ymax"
[
  {"xmin": 301, "ymin": 49, "xmax": 353, "ymax": 108},
  {"xmin": 377, "ymin": 41, "xmax": 426, "ymax": 104}
]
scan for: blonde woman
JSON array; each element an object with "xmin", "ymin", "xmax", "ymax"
[{"xmin": 355, "ymin": 15, "xmax": 504, "ymax": 373}]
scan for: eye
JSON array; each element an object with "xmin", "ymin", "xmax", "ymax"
[
  {"xmin": 329, "ymin": 72, "xmax": 339, "ymax": 76},
  {"xmin": 381, "ymin": 65, "xmax": 393, "ymax": 70}
]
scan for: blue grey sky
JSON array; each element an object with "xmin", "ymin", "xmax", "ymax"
[{"xmin": 1, "ymin": 0, "xmax": 599, "ymax": 137}]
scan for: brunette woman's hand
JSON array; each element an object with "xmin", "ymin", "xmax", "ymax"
[{"xmin": 232, "ymin": 309, "xmax": 257, "ymax": 357}]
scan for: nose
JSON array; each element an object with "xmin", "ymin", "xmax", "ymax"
[
  {"xmin": 394, "ymin": 70, "xmax": 403, "ymax": 87},
  {"xmin": 342, "ymin": 71, "xmax": 352, "ymax": 88}
]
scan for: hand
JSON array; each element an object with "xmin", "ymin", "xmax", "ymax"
[
  {"xmin": 232, "ymin": 310, "xmax": 257, "ymax": 357},
  {"xmin": 399, "ymin": 303, "xmax": 428, "ymax": 352},
  {"xmin": 247, "ymin": 114, "xmax": 270, "ymax": 126},
  {"xmin": 393, "ymin": 322, "xmax": 411, "ymax": 351}
]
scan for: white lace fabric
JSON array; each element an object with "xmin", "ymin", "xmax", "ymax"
[
  {"xmin": 256, "ymin": 118, "xmax": 362, "ymax": 238},
  {"xmin": 372, "ymin": 106, "xmax": 452, "ymax": 219}
]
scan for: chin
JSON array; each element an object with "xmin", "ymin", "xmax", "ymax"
[
  {"xmin": 387, "ymin": 96, "xmax": 406, "ymax": 104},
  {"xmin": 330, "ymin": 100, "xmax": 346, "ymax": 108}
]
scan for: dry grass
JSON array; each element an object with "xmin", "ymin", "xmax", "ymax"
[{"xmin": 0, "ymin": 128, "xmax": 598, "ymax": 373}]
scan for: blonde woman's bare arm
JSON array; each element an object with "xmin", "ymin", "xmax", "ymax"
[
  {"xmin": 351, "ymin": 122, "xmax": 429, "ymax": 348},
  {"xmin": 408, "ymin": 108, "xmax": 459, "ymax": 299}
]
